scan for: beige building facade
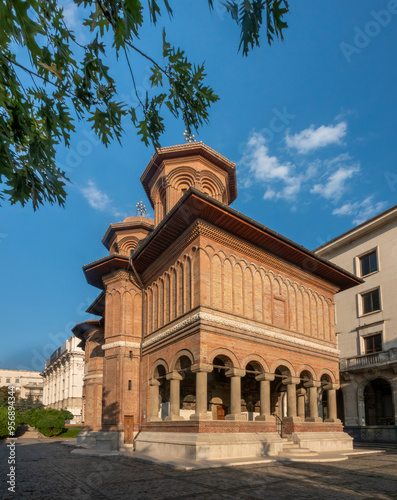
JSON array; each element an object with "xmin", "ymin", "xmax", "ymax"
[
  {"xmin": 0, "ymin": 369, "xmax": 43, "ymax": 401},
  {"xmin": 316, "ymin": 205, "xmax": 397, "ymax": 443},
  {"xmin": 41, "ymin": 335, "xmax": 84, "ymax": 423}
]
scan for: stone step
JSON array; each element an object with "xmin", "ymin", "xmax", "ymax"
[
  {"xmin": 279, "ymin": 442, "xmax": 319, "ymax": 458},
  {"xmin": 281, "ymin": 449, "xmax": 318, "ymax": 456}
]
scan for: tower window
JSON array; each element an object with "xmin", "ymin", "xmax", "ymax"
[{"xmin": 128, "ymin": 380, "xmax": 132, "ymax": 390}]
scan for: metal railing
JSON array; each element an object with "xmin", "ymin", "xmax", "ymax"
[
  {"xmin": 340, "ymin": 348, "xmax": 397, "ymax": 371},
  {"xmin": 273, "ymin": 413, "xmax": 283, "ymax": 438}
]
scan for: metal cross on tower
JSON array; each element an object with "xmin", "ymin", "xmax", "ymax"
[
  {"xmin": 136, "ymin": 201, "xmax": 147, "ymax": 216},
  {"xmin": 183, "ymin": 129, "xmax": 196, "ymax": 143}
]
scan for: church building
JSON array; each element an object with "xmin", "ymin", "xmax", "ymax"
[{"xmin": 73, "ymin": 141, "xmax": 362, "ymax": 461}]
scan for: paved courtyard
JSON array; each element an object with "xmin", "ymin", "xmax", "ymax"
[{"xmin": 1, "ymin": 439, "xmax": 396, "ymax": 499}]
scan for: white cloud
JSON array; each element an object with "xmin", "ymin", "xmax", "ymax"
[
  {"xmin": 333, "ymin": 197, "xmax": 388, "ymax": 225},
  {"xmin": 239, "ymin": 126, "xmax": 386, "ymax": 226},
  {"xmin": 286, "ymin": 122, "xmax": 347, "ymax": 154},
  {"xmin": 59, "ymin": 1, "xmax": 87, "ymax": 43},
  {"xmin": 241, "ymin": 132, "xmax": 301, "ymax": 201},
  {"xmin": 80, "ymin": 180, "xmax": 127, "ymax": 219},
  {"xmin": 61, "ymin": 2, "xmax": 79, "ymax": 27},
  {"xmin": 310, "ymin": 163, "xmax": 360, "ymax": 202}
]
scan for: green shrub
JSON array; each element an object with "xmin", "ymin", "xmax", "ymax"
[
  {"xmin": 22, "ymin": 408, "xmax": 74, "ymax": 437},
  {"xmin": 0, "ymin": 406, "xmax": 20, "ymax": 438}
]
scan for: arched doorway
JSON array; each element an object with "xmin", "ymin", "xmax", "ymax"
[
  {"xmin": 320, "ymin": 374, "xmax": 332, "ymax": 421},
  {"xmin": 208, "ymin": 356, "xmax": 232, "ymax": 419},
  {"xmin": 155, "ymin": 364, "xmax": 170, "ymax": 420},
  {"xmin": 241, "ymin": 363, "xmax": 261, "ymax": 421},
  {"xmin": 175, "ymin": 355, "xmax": 194, "ymax": 419},
  {"xmin": 364, "ymin": 378, "xmax": 394, "ymax": 426},
  {"xmin": 271, "ymin": 365, "xmax": 291, "ymax": 419}
]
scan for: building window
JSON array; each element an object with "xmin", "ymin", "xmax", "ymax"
[
  {"xmin": 15, "ymin": 379, "xmax": 19, "ymax": 383},
  {"xmin": 6, "ymin": 378, "xmax": 10, "ymax": 383},
  {"xmin": 364, "ymin": 333, "xmax": 382, "ymax": 354},
  {"xmin": 361, "ymin": 288, "xmax": 381, "ymax": 314},
  {"xmin": 33, "ymin": 382, "xmax": 37, "ymax": 386},
  {"xmin": 128, "ymin": 380, "xmax": 132, "ymax": 390},
  {"xmin": 360, "ymin": 250, "xmax": 378, "ymax": 277}
]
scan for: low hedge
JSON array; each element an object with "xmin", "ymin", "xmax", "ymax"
[
  {"xmin": 22, "ymin": 408, "xmax": 74, "ymax": 437},
  {"xmin": 0, "ymin": 406, "xmax": 21, "ymax": 438}
]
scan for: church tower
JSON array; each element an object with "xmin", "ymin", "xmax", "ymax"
[{"xmin": 140, "ymin": 142, "xmax": 237, "ymax": 226}]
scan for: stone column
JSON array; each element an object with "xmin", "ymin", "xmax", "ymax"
[
  {"xmin": 225, "ymin": 368, "xmax": 247, "ymax": 421},
  {"xmin": 341, "ymin": 380, "xmax": 359, "ymax": 426},
  {"xmin": 165, "ymin": 371, "xmax": 184, "ymax": 421},
  {"xmin": 255, "ymin": 373, "xmax": 275, "ymax": 421},
  {"xmin": 391, "ymin": 377, "xmax": 397, "ymax": 426},
  {"xmin": 190, "ymin": 363, "xmax": 213, "ymax": 420},
  {"xmin": 323, "ymin": 383, "xmax": 340, "ymax": 423},
  {"xmin": 297, "ymin": 388, "xmax": 306, "ymax": 419},
  {"xmin": 149, "ymin": 378, "xmax": 161, "ymax": 422},
  {"xmin": 282, "ymin": 377, "xmax": 301, "ymax": 422},
  {"xmin": 304, "ymin": 380, "xmax": 322, "ymax": 422}
]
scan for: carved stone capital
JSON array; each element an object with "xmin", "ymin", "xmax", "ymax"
[
  {"xmin": 225, "ymin": 367, "xmax": 245, "ymax": 378},
  {"xmin": 303, "ymin": 380, "xmax": 322, "ymax": 388},
  {"xmin": 166, "ymin": 371, "xmax": 183, "ymax": 381},
  {"xmin": 255, "ymin": 373, "xmax": 275, "ymax": 382},
  {"xmin": 282, "ymin": 376, "xmax": 301, "ymax": 385},
  {"xmin": 191, "ymin": 363, "xmax": 213, "ymax": 373}
]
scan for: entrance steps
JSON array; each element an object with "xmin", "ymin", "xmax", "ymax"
[{"xmin": 277, "ymin": 438, "xmax": 319, "ymax": 461}]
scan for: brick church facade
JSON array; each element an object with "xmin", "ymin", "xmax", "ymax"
[{"xmin": 73, "ymin": 142, "xmax": 361, "ymax": 460}]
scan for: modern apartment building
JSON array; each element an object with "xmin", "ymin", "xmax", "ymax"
[{"xmin": 316, "ymin": 205, "xmax": 397, "ymax": 443}]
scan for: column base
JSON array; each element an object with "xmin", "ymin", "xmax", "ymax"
[
  {"xmin": 325, "ymin": 418, "xmax": 342, "ymax": 424},
  {"xmin": 225, "ymin": 414, "xmax": 247, "ymax": 421},
  {"xmin": 255, "ymin": 414, "xmax": 275, "ymax": 422},
  {"xmin": 305, "ymin": 417, "xmax": 323, "ymax": 423},
  {"xmin": 148, "ymin": 417, "xmax": 162, "ymax": 422},
  {"xmin": 282, "ymin": 416, "xmax": 302, "ymax": 424},
  {"xmin": 164, "ymin": 416, "xmax": 185, "ymax": 421},
  {"xmin": 190, "ymin": 413, "xmax": 212, "ymax": 421}
]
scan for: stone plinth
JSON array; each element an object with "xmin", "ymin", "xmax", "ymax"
[{"xmin": 134, "ymin": 431, "xmax": 284, "ymax": 460}]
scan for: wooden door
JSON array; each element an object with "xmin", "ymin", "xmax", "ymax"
[
  {"xmin": 124, "ymin": 415, "xmax": 134, "ymax": 444},
  {"xmin": 216, "ymin": 405, "xmax": 226, "ymax": 420}
]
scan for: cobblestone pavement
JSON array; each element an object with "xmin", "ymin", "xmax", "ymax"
[{"xmin": 1, "ymin": 439, "xmax": 397, "ymax": 500}]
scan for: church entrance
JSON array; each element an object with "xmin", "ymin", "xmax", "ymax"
[
  {"xmin": 216, "ymin": 405, "xmax": 227, "ymax": 420},
  {"xmin": 124, "ymin": 415, "xmax": 134, "ymax": 444}
]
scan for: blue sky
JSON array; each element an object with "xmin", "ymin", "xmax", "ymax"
[{"xmin": 1, "ymin": 0, "xmax": 396, "ymax": 370}]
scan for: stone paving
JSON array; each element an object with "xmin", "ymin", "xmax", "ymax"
[{"xmin": 1, "ymin": 439, "xmax": 396, "ymax": 500}]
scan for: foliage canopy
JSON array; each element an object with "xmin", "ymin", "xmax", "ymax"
[{"xmin": 0, "ymin": 0, "xmax": 289, "ymax": 209}]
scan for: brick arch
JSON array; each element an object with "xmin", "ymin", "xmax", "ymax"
[
  {"xmin": 296, "ymin": 364, "xmax": 317, "ymax": 380},
  {"xmin": 270, "ymin": 359, "xmax": 296, "ymax": 377},
  {"xmin": 199, "ymin": 169, "xmax": 225, "ymax": 198},
  {"xmin": 318, "ymin": 368, "xmax": 336, "ymax": 384},
  {"xmin": 357, "ymin": 374, "xmax": 393, "ymax": 399},
  {"xmin": 151, "ymin": 359, "xmax": 169, "ymax": 379},
  {"xmin": 208, "ymin": 348, "xmax": 240, "ymax": 368},
  {"xmin": 241, "ymin": 354, "xmax": 269, "ymax": 373},
  {"xmin": 170, "ymin": 349, "xmax": 195, "ymax": 372},
  {"xmin": 167, "ymin": 165, "xmax": 198, "ymax": 186}
]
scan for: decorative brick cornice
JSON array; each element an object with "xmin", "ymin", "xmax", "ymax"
[
  {"xmin": 102, "ymin": 269, "xmax": 137, "ymax": 288},
  {"xmin": 142, "ymin": 311, "xmax": 339, "ymax": 355},
  {"xmin": 102, "ymin": 341, "xmax": 141, "ymax": 351}
]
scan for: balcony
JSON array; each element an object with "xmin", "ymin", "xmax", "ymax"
[{"xmin": 340, "ymin": 348, "xmax": 397, "ymax": 371}]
